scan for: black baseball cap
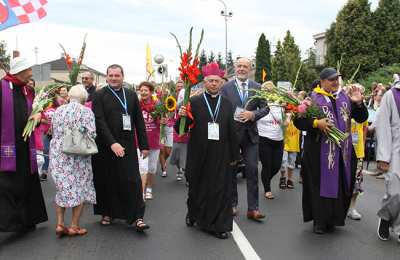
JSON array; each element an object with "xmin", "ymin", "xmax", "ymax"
[{"xmin": 320, "ymin": 67, "xmax": 340, "ymax": 80}]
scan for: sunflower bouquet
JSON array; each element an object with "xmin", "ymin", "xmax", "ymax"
[
  {"xmin": 151, "ymin": 93, "xmax": 177, "ymax": 144},
  {"xmin": 22, "ymin": 83, "xmax": 62, "ymax": 141},
  {"xmin": 249, "ymin": 87, "xmax": 348, "ymax": 147}
]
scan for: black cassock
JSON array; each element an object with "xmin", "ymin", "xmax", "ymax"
[
  {"xmin": 294, "ymin": 101, "xmax": 368, "ymax": 228},
  {"xmin": 177, "ymin": 92, "xmax": 239, "ymax": 233},
  {"xmin": 0, "ymin": 84, "xmax": 48, "ymax": 232},
  {"xmin": 92, "ymin": 87, "xmax": 148, "ymax": 224}
]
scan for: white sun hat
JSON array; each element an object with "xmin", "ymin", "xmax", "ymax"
[{"xmin": 9, "ymin": 57, "xmax": 34, "ymax": 75}]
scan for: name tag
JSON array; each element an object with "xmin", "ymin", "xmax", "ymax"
[
  {"xmin": 208, "ymin": 123, "xmax": 219, "ymax": 140},
  {"xmin": 234, "ymin": 107, "xmax": 245, "ymax": 122},
  {"xmin": 352, "ymin": 132, "xmax": 359, "ymax": 145},
  {"xmin": 122, "ymin": 114, "xmax": 132, "ymax": 131}
]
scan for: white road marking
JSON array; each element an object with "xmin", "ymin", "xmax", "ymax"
[{"xmin": 232, "ymin": 221, "xmax": 261, "ymax": 260}]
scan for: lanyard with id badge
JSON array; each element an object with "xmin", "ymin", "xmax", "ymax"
[
  {"xmin": 107, "ymin": 86, "xmax": 132, "ymax": 131},
  {"xmin": 203, "ymin": 93, "xmax": 221, "ymax": 141},
  {"xmin": 233, "ymin": 81, "xmax": 248, "ymax": 122}
]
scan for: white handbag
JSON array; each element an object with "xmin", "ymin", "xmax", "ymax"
[{"xmin": 62, "ymin": 127, "xmax": 98, "ymax": 155}]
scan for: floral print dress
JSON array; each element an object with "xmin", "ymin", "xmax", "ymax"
[{"xmin": 49, "ymin": 101, "xmax": 97, "ymax": 208}]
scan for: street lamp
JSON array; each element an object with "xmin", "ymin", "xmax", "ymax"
[{"xmin": 216, "ymin": 0, "xmax": 232, "ymax": 75}]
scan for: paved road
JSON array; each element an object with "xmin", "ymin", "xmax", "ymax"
[{"xmin": 1, "ymin": 164, "xmax": 400, "ymax": 260}]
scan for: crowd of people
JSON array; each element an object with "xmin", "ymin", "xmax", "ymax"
[{"xmin": 0, "ymin": 55, "xmax": 399, "ymax": 244}]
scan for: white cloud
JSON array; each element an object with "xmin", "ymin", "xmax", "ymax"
[{"xmin": 1, "ymin": 0, "xmax": 380, "ymax": 84}]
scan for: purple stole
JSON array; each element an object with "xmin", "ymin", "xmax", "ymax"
[
  {"xmin": 311, "ymin": 91, "xmax": 352, "ymax": 199},
  {"xmin": 391, "ymin": 87, "xmax": 400, "ymax": 117},
  {"xmin": 0, "ymin": 79, "xmax": 38, "ymax": 174}
]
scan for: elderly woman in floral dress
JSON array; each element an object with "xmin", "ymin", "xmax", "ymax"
[{"xmin": 49, "ymin": 84, "xmax": 96, "ymax": 237}]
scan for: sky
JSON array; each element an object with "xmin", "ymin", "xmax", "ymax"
[{"xmin": 0, "ymin": 0, "xmax": 379, "ymax": 83}]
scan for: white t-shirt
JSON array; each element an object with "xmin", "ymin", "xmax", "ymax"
[{"xmin": 257, "ymin": 105, "xmax": 284, "ymax": 141}]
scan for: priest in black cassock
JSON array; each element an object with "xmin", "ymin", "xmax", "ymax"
[
  {"xmin": 294, "ymin": 68, "xmax": 368, "ymax": 234},
  {"xmin": 177, "ymin": 63, "xmax": 239, "ymax": 239},
  {"xmin": 0, "ymin": 57, "xmax": 48, "ymax": 233},
  {"xmin": 92, "ymin": 64, "xmax": 150, "ymax": 232}
]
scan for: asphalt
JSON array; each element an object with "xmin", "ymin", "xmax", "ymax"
[{"xmin": 1, "ymin": 163, "xmax": 400, "ymax": 260}]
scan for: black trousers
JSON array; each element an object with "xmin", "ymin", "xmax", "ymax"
[{"xmin": 259, "ymin": 136, "xmax": 284, "ymax": 193}]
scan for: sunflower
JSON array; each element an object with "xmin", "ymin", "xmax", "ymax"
[{"xmin": 165, "ymin": 95, "xmax": 177, "ymax": 112}]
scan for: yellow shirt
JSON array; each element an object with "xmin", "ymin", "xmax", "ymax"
[
  {"xmin": 284, "ymin": 121, "xmax": 300, "ymax": 152},
  {"xmin": 351, "ymin": 119, "xmax": 368, "ymax": 159}
]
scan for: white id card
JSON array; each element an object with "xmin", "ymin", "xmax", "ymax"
[
  {"xmin": 122, "ymin": 114, "xmax": 132, "ymax": 131},
  {"xmin": 234, "ymin": 107, "xmax": 245, "ymax": 122},
  {"xmin": 352, "ymin": 132, "xmax": 359, "ymax": 145},
  {"xmin": 208, "ymin": 123, "xmax": 219, "ymax": 140}
]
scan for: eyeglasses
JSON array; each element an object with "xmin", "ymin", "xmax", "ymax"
[{"xmin": 81, "ymin": 77, "xmax": 91, "ymax": 80}]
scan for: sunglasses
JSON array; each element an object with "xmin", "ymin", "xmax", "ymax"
[{"xmin": 81, "ymin": 77, "xmax": 91, "ymax": 80}]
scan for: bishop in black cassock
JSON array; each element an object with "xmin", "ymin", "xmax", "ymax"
[{"xmin": 177, "ymin": 63, "xmax": 239, "ymax": 239}]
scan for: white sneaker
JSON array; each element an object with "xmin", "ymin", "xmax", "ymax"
[
  {"xmin": 347, "ymin": 209, "xmax": 362, "ymax": 220},
  {"xmin": 176, "ymin": 173, "xmax": 183, "ymax": 181},
  {"xmin": 145, "ymin": 189, "xmax": 153, "ymax": 200},
  {"xmin": 161, "ymin": 171, "xmax": 167, "ymax": 177}
]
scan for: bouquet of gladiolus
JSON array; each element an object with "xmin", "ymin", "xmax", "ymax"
[
  {"xmin": 151, "ymin": 92, "xmax": 177, "ymax": 144},
  {"xmin": 22, "ymin": 83, "xmax": 62, "ymax": 141},
  {"xmin": 171, "ymin": 27, "xmax": 204, "ymax": 135},
  {"xmin": 249, "ymin": 87, "xmax": 348, "ymax": 147},
  {"xmin": 59, "ymin": 33, "xmax": 87, "ymax": 86}
]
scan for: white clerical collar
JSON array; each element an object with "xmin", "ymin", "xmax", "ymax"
[
  {"xmin": 235, "ymin": 78, "xmax": 249, "ymax": 88},
  {"xmin": 205, "ymin": 90, "xmax": 219, "ymax": 98}
]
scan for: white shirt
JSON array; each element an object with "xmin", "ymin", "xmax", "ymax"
[
  {"xmin": 257, "ymin": 105, "xmax": 284, "ymax": 141},
  {"xmin": 235, "ymin": 78, "xmax": 249, "ymax": 99}
]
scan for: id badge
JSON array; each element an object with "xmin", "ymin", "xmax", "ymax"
[
  {"xmin": 208, "ymin": 123, "xmax": 219, "ymax": 141},
  {"xmin": 352, "ymin": 132, "xmax": 359, "ymax": 145},
  {"xmin": 122, "ymin": 114, "xmax": 132, "ymax": 131},
  {"xmin": 234, "ymin": 107, "xmax": 245, "ymax": 122}
]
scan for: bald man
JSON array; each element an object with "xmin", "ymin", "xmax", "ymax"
[{"xmin": 221, "ymin": 57, "xmax": 269, "ymax": 221}]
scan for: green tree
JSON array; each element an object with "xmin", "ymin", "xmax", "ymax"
[
  {"xmin": 326, "ymin": 0, "xmax": 378, "ymax": 79},
  {"xmin": 255, "ymin": 33, "xmax": 272, "ymax": 83},
  {"xmin": 217, "ymin": 52, "xmax": 226, "ymax": 70},
  {"xmin": 282, "ymin": 30, "xmax": 302, "ymax": 84},
  {"xmin": 325, "ymin": 22, "xmax": 340, "ymax": 68},
  {"xmin": 226, "ymin": 51, "xmax": 235, "ymax": 76},
  {"xmin": 373, "ymin": 0, "xmax": 400, "ymax": 66},
  {"xmin": 0, "ymin": 41, "xmax": 10, "ymax": 71},
  {"xmin": 198, "ymin": 49, "xmax": 208, "ymax": 81},
  {"xmin": 208, "ymin": 51, "xmax": 215, "ymax": 63},
  {"xmin": 272, "ymin": 40, "xmax": 287, "ymax": 83}
]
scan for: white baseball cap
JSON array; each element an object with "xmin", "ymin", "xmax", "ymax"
[{"xmin": 9, "ymin": 57, "xmax": 34, "ymax": 75}]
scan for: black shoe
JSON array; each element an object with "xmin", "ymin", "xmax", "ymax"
[
  {"xmin": 279, "ymin": 177, "xmax": 287, "ymax": 189},
  {"xmin": 377, "ymin": 218, "xmax": 390, "ymax": 241},
  {"xmin": 214, "ymin": 232, "xmax": 229, "ymax": 239},
  {"xmin": 325, "ymin": 224, "xmax": 335, "ymax": 233},
  {"xmin": 40, "ymin": 173, "xmax": 47, "ymax": 181},
  {"xmin": 186, "ymin": 214, "xmax": 195, "ymax": 227},
  {"xmin": 313, "ymin": 224, "xmax": 325, "ymax": 235}
]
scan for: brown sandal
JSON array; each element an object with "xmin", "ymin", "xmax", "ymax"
[
  {"xmin": 67, "ymin": 226, "xmax": 88, "ymax": 236},
  {"xmin": 100, "ymin": 216, "xmax": 112, "ymax": 226},
  {"xmin": 55, "ymin": 224, "xmax": 68, "ymax": 238},
  {"xmin": 265, "ymin": 192, "xmax": 275, "ymax": 199},
  {"xmin": 135, "ymin": 219, "xmax": 150, "ymax": 232}
]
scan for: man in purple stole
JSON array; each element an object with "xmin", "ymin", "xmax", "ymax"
[
  {"xmin": 0, "ymin": 57, "xmax": 48, "ymax": 233},
  {"xmin": 294, "ymin": 68, "xmax": 368, "ymax": 234}
]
